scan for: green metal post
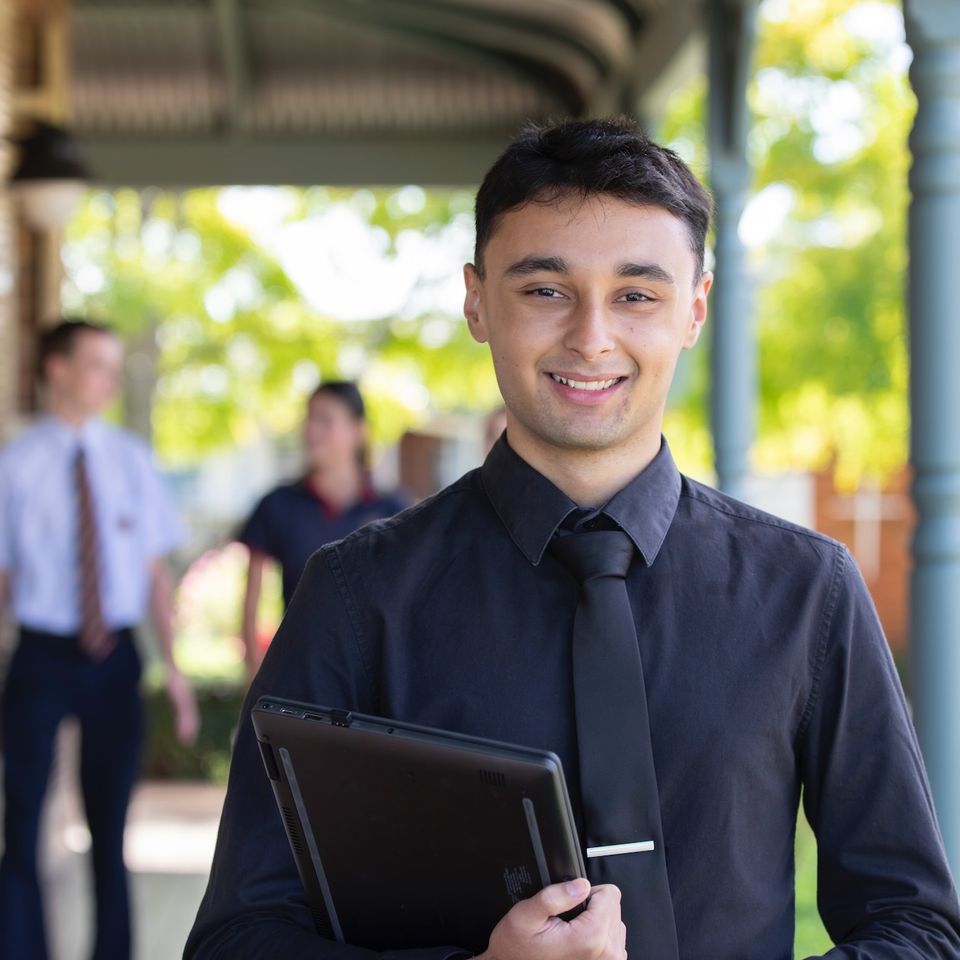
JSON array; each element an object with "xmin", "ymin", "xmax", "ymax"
[
  {"xmin": 904, "ymin": 0, "xmax": 960, "ymax": 880},
  {"xmin": 707, "ymin": 0, "xmax": 757, "ymax": 500}
]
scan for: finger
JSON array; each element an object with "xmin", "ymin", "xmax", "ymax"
[
  {"xmin": 187, "ymin": 710, "xmax": 200, "ymax": 743},
  {"xmin": 610, "ymin": 919, "xmax": 627, "ymax": 958},
  {"xmin": 571, "ymin": 884, "xmax": 623, "ymax": 946},
  {"xmin": 513, "ymin": 878, "xmax": 591, "ymax": 928},
  {"xmin": 583, "ymin": 883, "xmax": 622, "ymax": 915},
  {"xmin": 558, "ymin": 883, "xmax": 625, "ymax": 958},
  {"xmin": 177, "ymin": 703, "xmax": 200, "ymax": 745},
  {"xmin": 179, "ymin": 722, "xmax": 198, "ymax": 746}
]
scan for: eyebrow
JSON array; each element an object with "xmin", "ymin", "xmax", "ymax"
[
  {"xmin": 502, "ymin": 255, "xmax": 676, "ymax": 286},
  {"xmin": 503, "ymin": 255, "xmax": 568, "ymax": 277},
  {"xmin": 616, "ymin": 261, "xmax": 676, "ymax": 285}
]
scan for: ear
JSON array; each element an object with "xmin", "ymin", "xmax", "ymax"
[
  {"xmin": 463, "ymin": 263, "xmax": 489, "ymax": 344},
  {"xmin": 683, "ymin": 271, "xmax": 712, "ymax": 350}
]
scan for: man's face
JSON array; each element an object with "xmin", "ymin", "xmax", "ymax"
[
  {"xmin": 464, "ymin": 193, "xmax": 712, "ymax": 463},
  {"xmin": 46, "ymin": 330, "xmax": 123, "ymax": 418}
]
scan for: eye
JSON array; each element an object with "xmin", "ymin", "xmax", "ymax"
[
  {"xmin": 526, "ymin": 287, "xmax": 565, "ymax": 299},
  {"xmin": 619, "ymin": 291, "xmax": 655, "ymax": 303}
]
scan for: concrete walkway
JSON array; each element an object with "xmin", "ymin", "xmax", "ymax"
[{"xmin": 46, "ymin": 779, "xmax": 225, "ymax": 960}]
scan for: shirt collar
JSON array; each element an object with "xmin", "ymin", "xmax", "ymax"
[
  {"xmin": 39, "ymin": 413, "xmax": 104, "ymax": 452},
  {"xmin": 480, "ymin": 434, "xmax": 681, "ymax": 567},
  {"xmin": 301, "ymin": 472, "xmax": 378, "ymax": 519}
]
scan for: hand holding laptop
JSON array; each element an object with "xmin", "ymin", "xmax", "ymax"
[
  {"xmin": 254, "ymin": 698, "xmax": 594, "ymax": 953},
  {"xmin": 477, "ymin": 878, "xmax": 627, "ymax": 960}
]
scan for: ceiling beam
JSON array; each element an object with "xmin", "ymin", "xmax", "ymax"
[
  {"xmin": 400, "ymin": 0, "xmax": 633, "ymax": 75},
  {"xmin": 275, "ymin": 0, "xmax": 594, "ymax": 113},
  {"xmin": 213, "ymin": 0, "xmax": 249, "ymax": 133},
  {"xmin": 631, "ymin": 0, "xmax": 702, "ymax": 123},
  {"xmin": 78, "ymin": 134, "xmax": 511, "ymax": 187}
]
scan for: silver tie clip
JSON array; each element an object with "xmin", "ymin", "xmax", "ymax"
[{"xmin": 586, "ymin": 840, "xmax": 656, "ymax": 858}]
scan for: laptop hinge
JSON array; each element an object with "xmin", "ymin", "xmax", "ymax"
[{"xmin": 330, "ymin": 708, "xmax": 353, "ymax": 728}]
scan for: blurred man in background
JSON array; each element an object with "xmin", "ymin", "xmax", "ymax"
[{"xmin": 0, "ymin": 319, "xmax": 199, "ymax": 960}]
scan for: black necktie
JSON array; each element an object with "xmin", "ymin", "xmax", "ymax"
[{"xmin": 550, "ymin": 528, "xmax": 679, "ymax": 960}]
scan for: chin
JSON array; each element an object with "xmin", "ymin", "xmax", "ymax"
[{"xmin": 537, "ymin": 424, "xmax": 633, "ymax": 453}]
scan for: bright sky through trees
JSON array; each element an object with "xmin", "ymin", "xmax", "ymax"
[{"xmin": 214, "ymin": 186, "xmax": 475, "ymax": 323}]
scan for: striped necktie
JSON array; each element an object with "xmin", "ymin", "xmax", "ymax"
[
  {"xmin": 75, "ymin": 447, "xmax": 114, "ymax": 660},
  {"xmin": 550, "ymin": 527, "xmax": 679, "ymax": 960}
]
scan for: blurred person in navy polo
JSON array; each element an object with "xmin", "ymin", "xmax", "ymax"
[
  {"xmin": 0, "ymin": 320, "xmax": 199, "ymax": 960},
  {"xmin": 237, "ymin": 381, "xmax": 407, "ymax": 680},
  {"xmin": 188, "ymin": 119, "xmax": 960, "ymax": 960}
]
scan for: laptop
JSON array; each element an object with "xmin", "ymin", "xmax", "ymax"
[{"xmin": 252, "ymin": 696, "xmax": 587, "ymax": 953}]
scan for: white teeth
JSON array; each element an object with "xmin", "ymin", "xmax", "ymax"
[{"xmin": 550, "ymin": 374, "xmax": 620, "ymax": 391}]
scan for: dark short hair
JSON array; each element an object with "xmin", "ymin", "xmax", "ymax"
[
  {"xmin": 38, "ymin": 319, "xmax": 116, "ymax": 379},
  {"xmin": 309, "ymin": 381, "xmax": 366, "ymax": 421},
  {"xmin": 474, "ymin": 117, "xmax": 713, "ymax": 282}
]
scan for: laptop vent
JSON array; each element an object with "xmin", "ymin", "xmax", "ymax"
[
  {"xmin": 280, "ymin": 805, "xmax": 306, "ymax": 857},
  {"xmin": 311, "ymin": 907, "xmax": 333, "ymax": 938},
  {"xmin": 479, "ymin": 769, "xmax": 506, "ymax": 788}
]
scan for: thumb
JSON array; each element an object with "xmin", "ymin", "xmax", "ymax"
[{"xmin": 522, "ymin": 879, "xmax": 591, "ymax": 923}]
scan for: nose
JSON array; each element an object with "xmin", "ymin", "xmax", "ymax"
[{"xmin": 562, "ymin": 298, "xmax": 616, "ymax": 362}]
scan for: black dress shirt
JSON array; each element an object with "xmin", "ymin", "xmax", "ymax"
[{"xmin": 186, "ymin": 436, "xmax": 960, "ymax": 960}]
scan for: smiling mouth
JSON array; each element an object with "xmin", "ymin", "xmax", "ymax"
[{"xmin": 549, "ymin": 373, "xmax": 625, "ymax": 391}]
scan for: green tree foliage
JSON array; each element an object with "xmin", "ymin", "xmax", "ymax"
[
  {"xmin": 660, "ymin": 0, "xmax": 914, "ymax": 487},
  {"xmin": 63, "ymin": 187, "xmax": 500, "ymax": 465}
]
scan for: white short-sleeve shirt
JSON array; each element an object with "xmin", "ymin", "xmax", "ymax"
[{"xmin": 0, "ymin": 415, "xmax": 186, "ymax": 633}]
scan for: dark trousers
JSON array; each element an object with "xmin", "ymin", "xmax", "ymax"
[{"xmin": 0, "ymin": 627, "xmax": 143, "ymax": 960}]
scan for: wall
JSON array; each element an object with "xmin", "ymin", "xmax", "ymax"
[{"xmin": 815, "ymin": 467, "xmax": 914, "ymax": 657}]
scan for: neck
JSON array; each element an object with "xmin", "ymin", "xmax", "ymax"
[
  {"xmin": 47, "ymin": 396, "xmax": 91, "ymax": 430},
  {"xmin": 308, "ymin": 462, "xmax": 364, "ymax": 509},
  {"xmin": 505, "ymin": 418, "xmax": 662, "ymax": 507}
]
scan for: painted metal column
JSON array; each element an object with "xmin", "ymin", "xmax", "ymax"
[
  {"xmin": 707, "ymin": 0, "xmax": 757, "ymax": 500},
  {"xmin": 904, "ymin": 0, "xmax": 960, "ymax": 880}
]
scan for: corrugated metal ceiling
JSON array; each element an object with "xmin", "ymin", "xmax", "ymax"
[{"xmin": 70, "ymin": 0, "xmax": 700, "ymax": 185}]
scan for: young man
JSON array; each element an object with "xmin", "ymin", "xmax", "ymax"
[
  {"xmin": 187, "ymin": 119, "xmax": 960, "ymax": 959},
  {"xmin": 0, "ymin": 320, "xmax": 199, "ymax": 960}
]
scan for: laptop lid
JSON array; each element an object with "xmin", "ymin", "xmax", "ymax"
[{"xmin": 251, "ymin": 696, "xmax": 587, "ymax": 953}]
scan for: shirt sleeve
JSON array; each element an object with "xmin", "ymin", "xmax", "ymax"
[
  {"xmin": 184, "ymin": 547, "xmax": 469, "ymax": 960},
  {"xmin": 799, "ymin": 546, "xmax": 960, "ymax": 959},
  {"xmin": 236, "ymin": 493, "xmax": 276, "ymax": 558},
  {"xmin": 0, "ymin": 454, "xmax": 11, "ymax": 571}
]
